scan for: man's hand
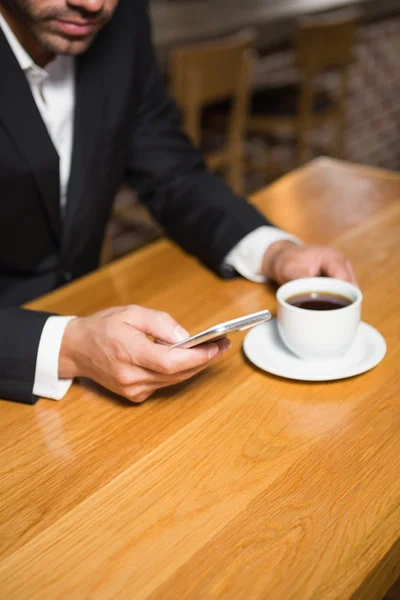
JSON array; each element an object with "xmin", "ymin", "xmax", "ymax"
[
  {"xmin": 262, "ymin": 240, "xmax": 358, "ymax": 286},
  {"xmin": 59, "ymin": 305, "xmax": 230, "ymax": 403}
]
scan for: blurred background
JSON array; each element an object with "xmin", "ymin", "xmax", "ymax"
[{"xmin": 105, "ymin": 0, "xmax": 400, "ymax": 263}]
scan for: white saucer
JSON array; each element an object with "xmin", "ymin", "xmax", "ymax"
[{"xmin": 243, "ymin": 319, "xmax": 386, "ymax": 382}]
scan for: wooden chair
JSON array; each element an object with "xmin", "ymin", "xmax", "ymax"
[
  {"xmin": 100, "ymin": 227, "xmax": 113, "ymax": 266},
  {"xmin": 170, "ymin": 30, "xmax": 256, "ymax": 195},
  {"xmin": 247, "ymin": 10, "xmax": 359, "ymax": 166},
  {"xmin": 100, "ymin": 185, "xmax": 162, "ymax": 266}
]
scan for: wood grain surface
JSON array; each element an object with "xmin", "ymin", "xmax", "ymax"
[{"xmin": 0, "ymin": 157, "xmax": 399, "ymax": 599}]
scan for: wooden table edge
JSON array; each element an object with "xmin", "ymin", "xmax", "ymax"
[{"xmin": 250, "ymin": 156, "xmax": 400, "ymax": 205}]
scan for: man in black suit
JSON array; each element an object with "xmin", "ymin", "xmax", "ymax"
[{"xmin": 0, "ymin": 0, "xmax": 357, "ymax": 406}]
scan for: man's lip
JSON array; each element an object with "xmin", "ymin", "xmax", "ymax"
[{"xmin": 51, "ymin": 19, "xmax": 99, "ymax": 36}]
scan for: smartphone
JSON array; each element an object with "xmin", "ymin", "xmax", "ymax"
[{"xmin": 171, "ymin": 309, "xmax": 271, "ymax": 349}]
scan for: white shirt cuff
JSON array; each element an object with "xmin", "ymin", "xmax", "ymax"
[
  {"xmin": 224, "ymin": 226, "xmax": 301, "ymax": 282},
  {"xmin": 33, "ymin": 315, "xmax": 76, "ymax": 401}
]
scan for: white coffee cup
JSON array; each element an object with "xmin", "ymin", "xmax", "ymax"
[{"xmin": 277, "ymin": 277, "xmax": 362, "ymax": 361}]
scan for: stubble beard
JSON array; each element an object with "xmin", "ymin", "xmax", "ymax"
[{"xmin": 1, "ymin": 0, "xmax": 102, "ymax": 57}]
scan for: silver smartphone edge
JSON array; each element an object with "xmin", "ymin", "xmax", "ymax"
[{"xmin": 171, "ymin": 310, "xmax": 271, "ymax": 349}]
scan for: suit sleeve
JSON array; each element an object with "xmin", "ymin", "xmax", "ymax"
[
  {"xmin": 124, "ymin": 3, "xmax": 271, "ymax": 276},
  {"xmin": 0, "ymin": 308, "xmax": 53, "ymax": 404}
]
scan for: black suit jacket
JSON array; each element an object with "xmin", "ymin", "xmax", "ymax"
[{"xmin": 0, "ymin": 0, "xmax": 270, "ymax": 404}]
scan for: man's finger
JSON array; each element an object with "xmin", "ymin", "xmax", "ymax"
[
  {"xmin": 123, "ymin": 306, "xmax": 189, "ymax": 345},
  {"xmin": 152, "ymin": 358, "xmax": 223, "ymax": 385},
  {"xmin": 132, "ymin": 335, "xmax": 229, "ymax": 374},
  {"xmin": 120, "ymin": 339, "xmax": 231, "ymax": 389},
  {"xmin": 124, "ymin": 358, "xmax": 214, "ymax": 401},
  {"xmin": 344, "ymin": 260, "xmax": 359, "ymax": 287},
  {"xmin": 321, "ymin": 256, "xmax": 358, "ymax": 285},
  {"xmin": 279, "ymin": 260, "xmax": 319, "ymax": 284}
]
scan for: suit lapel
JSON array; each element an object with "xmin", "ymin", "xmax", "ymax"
[
  {"xmin": 62, "ymin": 42, "xmax": 107, "ymax": 256},
  {"xmin": 0, "ymin": 28, "xmax": 61, "ymax": 242}
]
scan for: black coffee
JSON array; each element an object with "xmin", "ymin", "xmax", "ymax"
[{"xmin": 286, "ymin": 291, "xmax": 352, "ymax": 311}]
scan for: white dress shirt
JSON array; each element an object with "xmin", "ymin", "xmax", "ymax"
[{"xmin": 0, "ymin": 12, "xmax": 299, "ymax": 401}]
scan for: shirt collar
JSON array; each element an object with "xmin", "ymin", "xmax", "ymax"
[{"xmin": 0, "ymin": 10, "xmax": 39, "ymax": 72}]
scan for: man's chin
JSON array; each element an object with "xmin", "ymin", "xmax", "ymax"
[{"xmin": 39, "ymin": 31, "xmax": 97, "ymax": 57}]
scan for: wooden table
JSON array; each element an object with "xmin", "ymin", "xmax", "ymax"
[{"xmin": 0, "ymin": 158, "xmax": 399, "ymax": 599}]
